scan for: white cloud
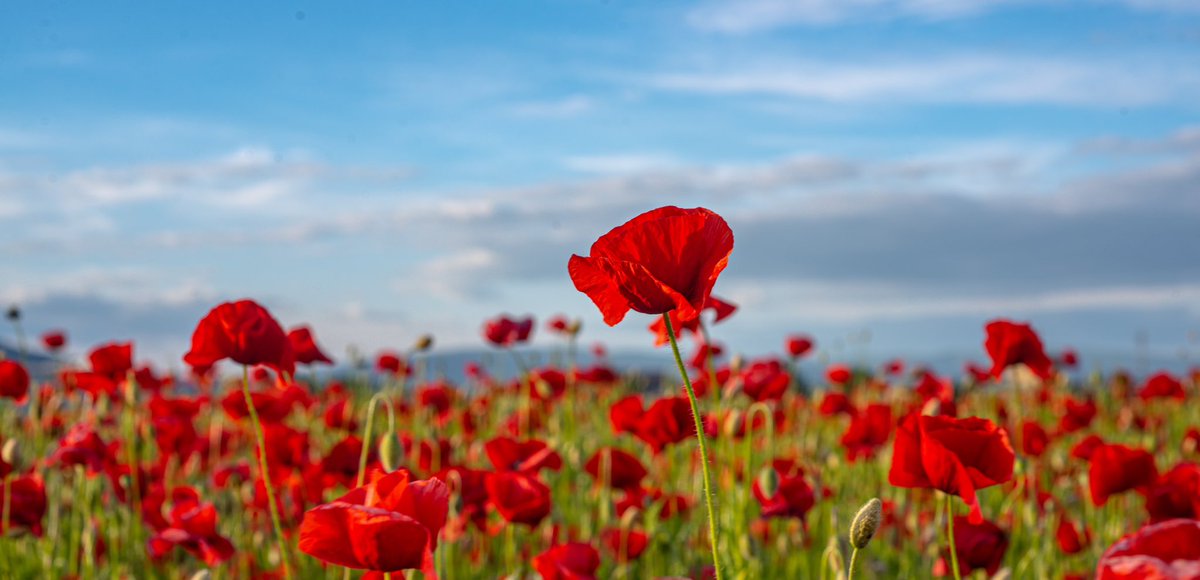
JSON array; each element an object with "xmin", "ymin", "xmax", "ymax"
[
  {"xmin": 687, "ymin": 0, "xmax": 1200, "ymax": 32},
  {"xmin": 649, "ymin": 55, "xmax": 1200, "ymax": 106}
]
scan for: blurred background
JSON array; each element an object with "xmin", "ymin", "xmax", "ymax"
[{"xmin": 1, "ymin": 1, "xmax": 1199, "ymax": 374}]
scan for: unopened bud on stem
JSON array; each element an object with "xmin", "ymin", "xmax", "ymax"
[{"xmin": 849, "ymin": 498, "xmax": 883, "ymax": 549}]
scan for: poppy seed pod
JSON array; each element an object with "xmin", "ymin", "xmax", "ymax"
[
  {"xmin": 849, "ymin": 498, "xmax": 883, "ymax": 549},
  {"xmin": 5, "ymin": 305, "xmax": 19, "ymax": 322},
  {"xmin": 2, "ymin": 438, "xmax": 21, "ymax": 471},
  {"xmin": 413, "ymin": 334, "xmax": 434, "ymax": 352},
  {"xmin": 378, "ymin": 434, "xmax": 396, "ymax": 473},
  {"xmin": 756, "ymin": 466, "xmax": 781, "ymax": 499}
]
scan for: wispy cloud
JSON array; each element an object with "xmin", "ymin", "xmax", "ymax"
[
  {"xmin": 648, "ymin": 54, "xmax": 1200, "ymax": 106},
  {"xmin": 508, "ymin": 95, "xmax": 596, "ymax": 118},
  {"xmin": 686, "ymin": 0, "xmax": 1200, "ymax": 33}
]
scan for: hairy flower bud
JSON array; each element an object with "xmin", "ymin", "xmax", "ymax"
[{"xmin": 849, "ymin": 498, "xmax": 883, "ymax": 549}]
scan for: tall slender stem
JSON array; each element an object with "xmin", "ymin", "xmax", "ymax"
[
  {"xmin": 848, "ymin": 547, "xmax": 860, "ymax": 579},
  {"xmin": 664, "ymin": 313, "xmax": 723, "ymax": 580},
  {"xmin": 242, "ymin": 366, "xmax": 292, "ymax": 580},
  {"xmin": 945, "ymin": 495, "xmax": 962, "ymax": 580}
]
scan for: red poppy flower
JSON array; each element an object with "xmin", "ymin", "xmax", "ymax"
[
  {"xmin": 1022, "ymin": 420, "xmax": 1052, "ymax": 458},
  {"xmin": 739, "ymin": 358, "xmax": 790, "ymax": 402},
  {"xmin": 937, "ymin": 516, "xmax": 1008, "ymax": 577},
  {"xmin": 753, "ymin": 462, "xmax": 816, "ymax": 521},
  {"xmin": 826, "ymin": 364, "xmax": 852, "ymax": 385},
  {"xmin": 568, "ymin": 206, "xmax": 734, "ymax": 326},
  {"xmin": 984, "ymin": 319, "xmax": 1054, "ymax": 380},
  {"xmin": 300, "ymin": 469, "xmax": 448, "ymax": 573},
  {"xmin": 221, "ymin": 389, "xmax": 294, "ymax": 424},
  {"xmin": 0, "ymin": 360, "xmax": 30, "ymax": 402},
  {"xmin": 819, "ymin": 391, "xmax": 854, "ymax": 417},
  {"xmin": 41, "ymin": 330, "xmax": 67, "ymax": 352},
  {"xmin": 485, "ymin": 471, "xmax": 552, "ymax": 527},
  {"xmin": 1060, "ymin": 348, "xmax": 1079, "ymax": 368},
  {"xmin": 1142, "ymin": 462, "xmax": 1200, "ymax": 523},
  {"xmin": 1089, "ymin": 443, "xmax": 1158, "ymax": 506},
  {"xmin": 1097, "ymin": 519, "xmax": 1200, "ymax": 579},
  {"xmin": 785, "ymin": 335, "xmax": 814, "ymax": 358},
  {"xmin": 601, "ymin": 527, "xmax": 650, "ymax": 562},
  {"xmin": 49, "ymin": 424, "xmax": 111, "ymax": 475},
  {"xmin": 184, "ymin": 300, "xmax": 294, "ymax": 377},
  {"xmin": 585, "ymin": 447, "xmax": 648, "ymax": 491},
  {"xmin": 533, "ymin": 542, "xmax": 601, "ymax": 580},
  {"xmin": 1057, "ymin": 514, "xmax": 1090, "ymax": 555},
  {"xmin": 888, "ymin": 414, "xmax": 1014, "ymax": 523},
  {"xmin": 89, "ymin": 341, "xmax": 133, "ymax": 380},
  {"xmin": 287, "ymin": 326, "xmax": 333, "ymax": 366},
  {"xmin": 841, "ymin": 403, "xmax": 893, "ymax": 461},
  {"xmin": 634, "ymin": 396, "xmax": 699, "ymax": 453},
  {"xmin": 375, "ymin": 352, "xmax": 410, "ymax": 377},
  {"xmin": 0, "ymin": 474, "xmax": 47, "ymax": 536},
  {"xmin": 484, "ymin": 437, "xmax": 563, "ymax": 474},
  {"xmin": 1140, "ymin": 371, "xmax": 1187, "ymax": 401},
  {"xmin": 147, "ymin": 489, "xmax": 236, "ymax": 565},
  {"xmin": 610, "ymin": 395, "xmax": 644, "ymax": 436},
  {"xmin": 482, "ymin": 314, "xmax": 534, "ymax": 347},
  {"xmin": 1058, "ymin": 397, "xmax": 1098, "ymax": 434}
]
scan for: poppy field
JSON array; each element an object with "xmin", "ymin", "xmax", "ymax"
[{"xmin": 1, "ymin": 205, "xmax": 1198, "ymax": 579}]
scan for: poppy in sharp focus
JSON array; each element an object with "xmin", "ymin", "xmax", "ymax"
[
  {"xmin": 888, "ymin": 413, "xmax": 1014, "ymax": 523},
  {"xmin": 568, "ymin": 206, "xmax": 734, "ymax": 326},
  {"xmin": 184, "ymin": 300, "xmax": 294, "ymax": 377}
]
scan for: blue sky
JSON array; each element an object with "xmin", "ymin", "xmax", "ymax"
[{"xmin": 2, "ymin": 1, "xmax": 1199, "ymax": 371}]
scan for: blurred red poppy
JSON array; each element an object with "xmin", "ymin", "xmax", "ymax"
[
  {"xmin": 585, "ymin": 447, "xmax": 648, "ymax": 490},
  {"xmin": 1089, "ymin": 443, "xmax": 1157, "ymax": 506},
  {"xmin": 1022, "ymin": 420, "xmax": 1051, "ymax": 458},
  {"xmin": 752, "ymin": 461, "xmax": 816, "ymax": 522},
  {"xmin": 841, "ymin": 403, "xmax": 893, "ymax": 461},
  {"xmin": 568, "ymin": 206, "xmax": 734, "ymax": 326},
  {"xmin": 287, "ymin": 326, "xmax": 333, "ymax": 366},
  {"xmin": 533, "ymin": 542, "xmax": 601, "ymax": 580},
  {"xmin": 41, "ymin": 330, "xmax": 67, "ymax": 352},
  {"xmin": 89, "ymin": 342, "xmax": 133, "ymax": 381},
  {"xmin": 601, "ymin": 527, "xmax": 650, "ymax": 562},
  {"xmin": 0, "ymin": 360, "xmax": 30, "ymax": 402},
  {"xmin": 0, "ymin": 474, "xmax": 46, "ymax": 536},
  {"xmin": 740, "ymin": 358, "xmax": 790, "ymax": 402},
  {"xmin": 483, "ymin": 314, "xmax": 534, "ymax": 347},
  {"xmin": 1142, "ymin": 462, "xmax": 1200, "ymax": 523},
  {"xmin": 826, "ymin": 364, "xmax": 852, "ymax": 385},
  {"xmin": 785, "ymin": 335, "xmax": 814, "ymax": 358},
  {"xmin": 1097, "ymin": 519, "xmax": 1200, "ymax": 579},
  {"xmin": 936, "ymin": 516, "xmax": 1008, "ymax": 577},
  {"xmin": 147, "ymin": 488, "xmax": 236, "ymax": 565},
  {"xmin": 888, "ymin": 414, "xmax": 1014, "ymax": 523},
  {"xmin": 1140, "ymin": 371, "xmax": 1186, "ymax": 401},
  {"xmin": 1056, "ymin": 514, "xmax": 1090, "ymax": 555},
  {"xmin": 486, "ymin": 470, "xmax": 551, "ymax": 527},
  {"xmin": 984, "ymin": 319, "xmax": 1053, "ymax": 380},
  {"xmin": 298, "ymin": 469, "xmax": 449, "ymax": 574},
  {"xmin": 484, "ymin": 437, "xmax": 563, "ymax": 474},
  {"xmin": 184, "ymin": 300, "xmax": 294, "ymax": 377}
]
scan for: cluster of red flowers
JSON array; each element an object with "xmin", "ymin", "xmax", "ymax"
[{"xmin": 0, "ymin": 205, "xmax": 1197, "ymax": 579}]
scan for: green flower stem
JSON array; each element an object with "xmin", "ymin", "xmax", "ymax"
[
  {"xmin": 663, "ymin": 313, "xmax": 723, "ymax": 580},
  {"xmin": 241, "ymin": 366, "xmax": 293, "ymax": 580},
  {"xmin": 945, "ymin": 495, "xmax": 962, "ymax": 580}
]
